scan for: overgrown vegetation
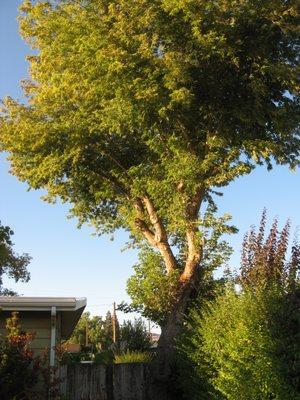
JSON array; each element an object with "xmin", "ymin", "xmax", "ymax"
[
  {"xmin": 179, "ymin": 213, "xmax": 300, "ymax": 400},
  {"xmin": 119, "ymin": 318, "xmax": 151, "ymax": 352}
]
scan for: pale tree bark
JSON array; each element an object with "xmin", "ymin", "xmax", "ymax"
[
  {"xmin": 157, "ymin": 187, "xmax": 205, "ymax": 382},
  {"xmin": 133, "ymin": 187, "xmax": 205, "ymax": 386},
  {"xmin": 134, "ymin": 197, "xmax": 178, "ymax": 273},
  {"xmin": 180, "ymin": 187, "xmax": 205, "ymax": 282}
]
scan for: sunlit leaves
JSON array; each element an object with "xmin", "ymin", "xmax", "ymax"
[
  {"xmin": 1, "ymin": 0, "xmax": 299, "ymax": 236},
  {"xmin": 181, "ymin": 285, "xmax": 300, "ymax": 399},
  {"xmin": 127, "ymin": 249, "xmax": 180, "ymax": 323},
  {"xmin": 0, "ymin": 0, "xmax": 299, "ymax": 318}
]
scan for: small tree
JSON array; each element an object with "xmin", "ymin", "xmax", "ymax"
[
  {"xmin": 239, "ymin": 209, "xmax": 300, "ymax": 289},
  {"xmin": 119, "ymin": 318, "xmax": 151, "ymax": 352},
  {"xmin": 88, "ymin": 314, "xmax": 107, "ymax": 350},
  {"xmin": 0, "ymin": 221, "xmax": 31, "ymax": 295},
  {"xmin": 102, "ymin": 311, "xmax": 120, "ymax": 350}
]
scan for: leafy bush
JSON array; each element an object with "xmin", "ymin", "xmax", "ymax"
[
  {"xmin": 114, "ymin": 350, "xmax": 153, "ymax": 364},
  {"xmin": 238, "ymin": 210, "xmax": 299, "ymax": 290},
  {"xmin": 178, "ymin": 213, "xmax": 300, "ymax": 400},
  {"xmin": 0, "ymin": 312, "xmax": 67, "ymax": 399},
  {"xmin": 179, "ymin": 284, "xmax": 300, "ymax": 400},
  {"xmin": 0, "ymin": 312, "xmax": 39, "ymax": 400}
]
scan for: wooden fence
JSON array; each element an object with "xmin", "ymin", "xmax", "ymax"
[{"xmin": 59, "ymin": 363, "xmax": 153, "ymax": 400}]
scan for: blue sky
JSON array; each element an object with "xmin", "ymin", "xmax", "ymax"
[{"xmin": 1, "ymin": 1, "xmax": 299, "ymax": 321}]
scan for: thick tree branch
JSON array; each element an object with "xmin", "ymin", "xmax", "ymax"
[
  {"xmin": 186, "ymin": 187, "xmax": 205, "ymax": 220},
  {"xmin": 135, "ymin": 217, "xmax": 157, "ymax": 246},
  {"xmin": 142, "ymin": 196, "xmax": 167, "ymax": 243},
  {"xmin": 180, "ymin": 187, "xmax": 205, "ymax": 283},
  {"xmin": 179, "ymin": 135, "xmax": 212, "ymax": 283},
  {"xmin": 180, "ymin": 229, "xmax": 203, "ymax": 282},
  {"xmin": 134, "ymin": 198, "xmax": 178, "ymax": 274}
]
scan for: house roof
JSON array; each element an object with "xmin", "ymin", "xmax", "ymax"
[
  {"xmin": 0, "ymin": 296, "xmax": 86, "ymax": 312},
  {"xmin": 0, "ymin": 296, "xmax": 86, "ymax": 339}
]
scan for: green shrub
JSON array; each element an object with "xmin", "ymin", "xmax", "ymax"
[
  {"xmin": 179, "ymin": 285, "xmax": 300, "ymax": 400},
  {"xmin": 0, "ymin": 312, "xmax": 39, "ymax": 400},
  {"xmin": 178, "ymin": 213, "xmax": 300, "ymax": 400},
  {"xmin": 0, "ymin": 312, "xmax": 67, "ymax": 399},
  {"xmin": 114, "ymin": 350, "xmax": 153, "ymax": 364}
]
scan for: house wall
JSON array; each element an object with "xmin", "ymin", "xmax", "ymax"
[{"xmin": 0, "ymin": 311, "xmax": 52, "ymax": 357}]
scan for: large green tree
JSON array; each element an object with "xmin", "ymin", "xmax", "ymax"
[{"xmin": 0, "ymin": 0, "xmax": 299, "ymax": 374}]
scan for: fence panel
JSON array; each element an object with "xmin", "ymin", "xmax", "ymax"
[
  {"xmin": 113, "ymin": 363, "xmax": 149, "ymax": 400},
  {"xmin": 63, "ymin": 364, "xmax": 110, "ymax": 400},
  {"xmin": 60, "ymin": 363, "xmax": 154, "ymax": 400}
]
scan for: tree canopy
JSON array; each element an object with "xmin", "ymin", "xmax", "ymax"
[
  {"xmin": 0, "ymin": 222, "xmax": 31, "ymax": 295},
  {"xmin": 0, "ymin": 0, "xmax": 299, "ymax": 328},
  {"xmin": 69, "ymin": 311, "xmax": 150, "ymax": 353},
  {"xmin": 69, "ymin": 311, "xmax": 118, "ymax": 351}
]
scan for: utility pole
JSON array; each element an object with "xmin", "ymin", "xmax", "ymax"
[
  {"xmin": 85, "ymin": 320, "xmax": 89, "ymax": 347},
  {"xmin": 112, "ymin": 302, "xmax": 117, "ymax": 343}
]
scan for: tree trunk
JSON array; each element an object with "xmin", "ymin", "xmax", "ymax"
[
  {"xmin": 134, "ymin": 193, "xmax": 204, "ymax": 397},
  {"xmin": 151, "ymin": 280, "xmax": 198, "ymax": 397}
]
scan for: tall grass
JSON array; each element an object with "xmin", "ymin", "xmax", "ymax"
[{"xmin": 114, "ymin": 350, "xmax": 153, "ymax": 364}]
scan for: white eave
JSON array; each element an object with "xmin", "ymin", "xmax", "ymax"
[
  {"xmin": 0, "ymin": 297, "xmax": 86, "ymax": 312},
  {"xmin": 0, "ymin": 297, "xmax": 87, "ymax": 339}
]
